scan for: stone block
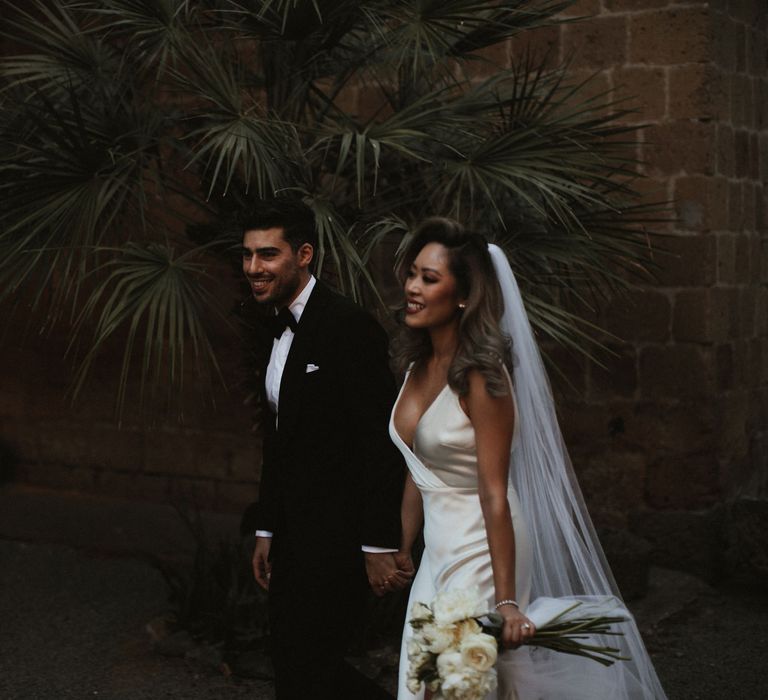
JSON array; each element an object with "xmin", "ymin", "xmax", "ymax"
[
  {"xmin": 717, "ymin": 232, "xmax": 737, "ymax": 283},
  {"xmin": 672, "ymin": 288, "xmax": 730, "ymax": 344},
  {"xmin": 724, "ymin": 286, "xmax": 743, "ymax": 337},
  {"xmin": 577, "ymin": 449, "xmax": 646, "ymax": 528},
  {"xmin": 508, "ymin": 25, "xmax": 561, "ymax": 67},
  {"xmin": 639, "ymin": 344, "xmax": 714, "ymax": 400},
  {"xmin": 630, "ymin": 507, "xmax": 726, "ymax": 583},
  {"xmin": 668, "ymin": 64, "xmax": 728, "ymax": 121},
  {"xmin": 673, "ymin": 175, "xmax": 729, "ymax": 232},
  {"xmin": 646, "ymin": 452, "xmax": 721, "ymax": 510},
  {"xmin": 653, "ymin": 234, "xmax": 717, "ymax": 287},
  {"xmin": 734, "ymin": 128, "xmax": 750, "ymax": 178},
  {"xmin": 728, "ymin": 180, "xmax": 744, "ymax": 231},
  {"xmin": 597, "ymin": 528, "xmax": 652, "ymax": 601},
  {"xmin": 730, "ymin": 74, "xmax": 752, "ymax": 129},
  {"xmin": 613, "ymin": 66, "xmax": 666, "ymax": 122},
  {"xmin": 757, "ymin": 79, "xmax": 768, "ymax": 131},
  {"xmin": 589, "ymin": 343, "xmax": 638, "ymax": 401},
  {"xmin": 561, "ymin": 15, "xmax": 627, "ymax": 69},
  {"xmin": 604, "ymin": 0, "xmax": 668, "ymax": 11},
  {"xmin": 566, "ymin": 69, "xmax": 613, "ymax": 112},
  {"xmin": 601, "ymin": 289, "xmax": 671, "ymax": 343},
  {"xmin": 557, "ymin": 400, "xmax": 628, "ymax": 448},
  {"xmin": 734, "ymin": 233, "xmax": 752, "ymax": 284},
  {"xmin": 728, "ymin": 0, "xmax": 766, "ymax": 25},
  {"xmin": 472, "ymin": 41, "xmax": 511, "ymax": 78},
  {"xmin": 716, "ymin": 343, "xmax": 734, "ymax": 391},
  {"xmin": 558, "ymin": 0, "xmax": 601, "ymax": 18},
  {"xmin": 744, "ymin": 181, "xmax": 758, "ymax": 236},
  {"xmin": 712, "ymin": 12, "xmax": 746, "ymax": 73},
  {"xmin": 629, "ymin": 8, "xmax": 713, "ymax": 65},
  {"xmin": 749, "ymin": 132, "xmax": 761, "ymax": 182},
  {"xmin": 726, "ymin": 497, "xmax": 768, "ymax": 589},
  {"xmin": 738, "ymin": 286, "xmax": 757, "ymax": 338},
  {"xmin": 629, "ymin": 401, "xmax": 716, "ymax": 456},
  {"xmin": 716, "ymin": 124, "xmax": 735, "ymax": 177},
  {"xmin": 646, "ymin": 121, "xmax": 715, "ymax": 177}
]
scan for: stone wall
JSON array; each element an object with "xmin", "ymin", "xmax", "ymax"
[
  {"xmin": 1, "ymin": 2, "xmax": 766, "ymax": 581},
  {"xmin": 533, "ymin": 0, "xmax": 767, "ymax": 584}
]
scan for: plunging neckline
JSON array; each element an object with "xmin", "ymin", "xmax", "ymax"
[{"xmin": 391, "ymin": 371, "xmax": 450, "ymax": 452}]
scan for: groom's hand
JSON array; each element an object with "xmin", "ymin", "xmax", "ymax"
[
  {"xmin": 393, "ymin": 551, "xmax": 415, "ymax": 579},
  {"xmin": 364, "ymin": 552, "xmax": 413, "ymax": 596},
  {"xmin": 252, "ymin": 536, "xmax": 272, "ymax": 590}
]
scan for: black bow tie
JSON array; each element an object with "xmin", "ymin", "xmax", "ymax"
[{"xmin": 267, "ymin": 306, "xmax": 298, "ymax": 339}]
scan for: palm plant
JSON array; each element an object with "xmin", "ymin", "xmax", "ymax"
[{"xmin": 0, "ymin": 0, "xmax": 662, "ymax": 418}]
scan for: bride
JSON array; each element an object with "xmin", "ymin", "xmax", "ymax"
[{"xmin": 390, "ymin": 218, "xmax": 666, "ymax": 699}]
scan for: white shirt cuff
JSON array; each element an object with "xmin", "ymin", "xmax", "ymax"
[
  {"xmin": 361, "ymin": 545, "xmax": 398, "ymax": 553},
  {"xmin": 255, "ymin": 530, "xmax": 273, "ymax": 538}
]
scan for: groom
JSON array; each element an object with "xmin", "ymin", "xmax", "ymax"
[{"xmin": 239, "ymin": 200, "xmax": 409, "ymax": 700}]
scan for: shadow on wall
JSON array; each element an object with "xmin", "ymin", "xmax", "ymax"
[{"xmin": 0, "ymin": 441, "xmax": 18, "ymax": 483}]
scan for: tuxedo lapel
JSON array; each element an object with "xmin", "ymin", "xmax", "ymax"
[{"xmin": 276, "ymin": 281, "xmax": 332, "ymax": 437}]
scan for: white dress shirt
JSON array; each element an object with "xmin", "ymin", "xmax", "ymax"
[{"xmin": 255, "ymin": 276, "xmax": 395, "ymax": 554}]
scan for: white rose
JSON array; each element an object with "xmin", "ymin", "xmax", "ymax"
[
  {"xmin": 436, "ymin": 650, "xmax": 463, "ymax": 678},
  {"xmin": 454, "ymin": 618, "xmax": 481, "ymax": 639},
  {"xmin": 410, "ymin": 601, "xmax": 433, "ymax": 622},
  {"xmin": 441, "ymin": 671, "xmax": 476, "ymax": 699},
  {"xmin": 422, "ymin": 622, "xmax": 456, "ymax": 654},
  {"xmin": 460, "ymin": 632, "xmax": 498, "ymax": 673},
  {"xmin": 432, "ymin": 587, "xmax": 486, "ymax": 626}
]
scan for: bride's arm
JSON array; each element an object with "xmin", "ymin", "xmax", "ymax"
[
  {"xmin": 465, "ymin": 369, "xmax": 535, "ymax": 649},
  {"xmin": 395, "ymin": 472, "xmax": 422, "ymax": 574}
]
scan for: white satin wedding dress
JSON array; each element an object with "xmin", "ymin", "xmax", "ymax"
[{"xmin": 390, "ymin": 374, "xmax": 658, "ymax": 700}]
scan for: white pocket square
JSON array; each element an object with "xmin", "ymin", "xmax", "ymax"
[{"xmin": 305, "ymin": 363, "xmax": 320, "ymax": 373}]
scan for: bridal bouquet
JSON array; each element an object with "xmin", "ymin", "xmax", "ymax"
[{"xmin": 407, "ymin": 588, "xmax": 631, "ymax": 700}]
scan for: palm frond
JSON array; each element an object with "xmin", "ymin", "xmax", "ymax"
[
  {"xmin": 169, "ymin": 42, "xmax": 303, "ymax": 196},
  {"xmin": 80, "ymin": 0, "xmax": 202, "ymax": 78},
  {"xmin": 0, "ymin": 0, "xmax": 120, "ymax": 93},
  {"xmin": 69, "ymin": 241, "xmax": 227, "ymax": 421}
]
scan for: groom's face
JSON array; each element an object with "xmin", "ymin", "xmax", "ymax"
[{"xmin": 242, "ymin": 227, "xmax": 312, "ymax": 309}]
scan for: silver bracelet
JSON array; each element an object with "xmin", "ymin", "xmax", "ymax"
[{"xmin": 494, "ymin": 599, "xmax": 519, "ymax": 610}]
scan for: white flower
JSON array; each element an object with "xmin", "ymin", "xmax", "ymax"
[
  {"xmin": 406, "ymin": 674, "xmax": 422, "ymax": 694},
  {"xmin": 454, "ymin": 618, "xmax": 481, "ymax": 639},
  {"xmin": 407, "ymin": 638, "xmax": 424, "ymax": 657},
  {"xmin": 460, "ymin": 632, "xmax": 498, "ymax": 673},
  {"xmin": 432, "ymin": 587, "xmax": 486, "ymax": 626},
  {"xmin": 436, "ymin": 650, "xmax": 463, "ymax": 677},
  {"xmin": 410, "ymin": 601, "xmax": 433, "ymax": 622},
  {"xmin": 441, "ymin": 671, "xmax": 473, "ymax": 697},
  {"xmin": 422, "ymin": 621, "xmax": 456, "ymax": 654}
]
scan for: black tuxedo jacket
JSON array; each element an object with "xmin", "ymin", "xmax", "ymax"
[{"xmin": 251, "ymin": 281, "xmax": 404, "ymax": 572}]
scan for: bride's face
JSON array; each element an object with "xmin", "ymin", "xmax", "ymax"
[{"xmin": 404, "ymin": 242, "xmax": 465, "ymax": 330}]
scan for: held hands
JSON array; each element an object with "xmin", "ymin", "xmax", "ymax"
[
  {"xmin": 365, "ymin": 551, "xmax": 415, "ymax": 596},
  {"xmin": 497, "ymin": 603, "xmax": 536, "ymax": 649},
  {"xmin": 252, "ymin": 536, "xmax": 272, "ymax": 590}
]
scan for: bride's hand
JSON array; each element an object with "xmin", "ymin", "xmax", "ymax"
[{"xmin": 499, "ymin": 606, "xmax": 536, "ymax": 649}]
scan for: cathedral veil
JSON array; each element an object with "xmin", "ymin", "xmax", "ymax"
[{"xmin": 488, "ymin": 244, "xmax": 667, "ymax": 699}]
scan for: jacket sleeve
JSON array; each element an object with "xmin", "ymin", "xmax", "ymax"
[
  {"xmin": 342, "ymin": 311, "xmax": 405, "ymax": 549},
  {"xmin": 253, "ymin": 412, "xmax": 280, "ymax": 533},
  {"xmin": 239, "ymin": 390, "xmax": 281, "ymax": 537}
]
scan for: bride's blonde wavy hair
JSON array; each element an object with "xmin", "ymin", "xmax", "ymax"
[{"xmin": 393, "ymin": 217, "xmax": 512, "ymax": 397}]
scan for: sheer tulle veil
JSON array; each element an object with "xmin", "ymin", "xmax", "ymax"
[{"xmin": 487, "ymin": 244, "xmax": 667, "ymax": 699}]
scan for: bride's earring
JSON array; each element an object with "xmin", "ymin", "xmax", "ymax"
[{"xmin": 458, "ymin": 302, "xmax": 467, "ymax": 310}]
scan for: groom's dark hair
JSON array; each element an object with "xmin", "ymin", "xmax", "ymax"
[{"xmin": 241, "ymin": 199, "xmax": 318, "ymax": 253}]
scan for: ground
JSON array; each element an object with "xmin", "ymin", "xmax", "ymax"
[{"xmin": 0, "ymin": 485, "xmax": 766, "ymax": 699}]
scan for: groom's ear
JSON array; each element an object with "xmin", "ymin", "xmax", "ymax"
[{"xmin": 297, "ymin": 242, "xmax": 314, "ymax": 270}]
